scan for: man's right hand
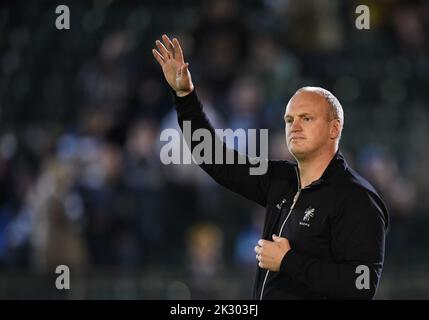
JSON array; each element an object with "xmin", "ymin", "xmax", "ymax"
[{"xmin": 152, "ymin": 34, "xmax": 194, "ymax": 97}]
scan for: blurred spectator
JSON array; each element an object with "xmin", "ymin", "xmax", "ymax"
[
  {"xmin": 29, "ymin": 157, "xmax": 87, "ymax": 274},
  {"xmin": 124, "ymin": 118, "xmax": 167, "ymax": 263},
  {"xmin": 77, "ymin": 31, "xmax": 135, "ymax": 111},
  {"xmin": 185, "ymin": 222, "xmax": 224, "ymax": 299},
  {"xmin": 357, "ymin": 146, "xmax": 416, "ymax": 252}
]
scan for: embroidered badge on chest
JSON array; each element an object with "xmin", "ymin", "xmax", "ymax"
[{"xmin": 300, "ymin": 206, "xmax": 315, "ymax": 227}]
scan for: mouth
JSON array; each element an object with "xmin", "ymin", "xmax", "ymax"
[{"xmin": 289, "ymin": 137, "xmax": 306, "ymax": 143}]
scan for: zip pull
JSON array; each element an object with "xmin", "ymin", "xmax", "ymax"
[{"xmin": 292, "ymin": 191, "xmax": 300, "ymax": 204}]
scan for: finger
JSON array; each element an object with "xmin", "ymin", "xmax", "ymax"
[
  {"xmin": 258, "ymin": 239, "xmax": 265, "ymax": 247},
  {"xmin": 162, "ymin": 34, "xmax": 175, "ymax": 56},
  {"xmin": 254, "ymin": 245, "xmax": 261, "ymax": 254},
  {"xmin": 155, "ymin": 40, "xmax": 170, "ymax": 60},
  {"xmin": 152, "ymin": 49, "xmax": 165, "ymax": 66},
  {"xmin": 173, "ymin": 38, "xmax": 184, "ymax": 63},
  {"xmin": 258, "ymin": 261, "xmax": 264, "ymax": 269},
  {"xmin": 273, "ymin": 234, "xmax": 281, "ymax": 242}
]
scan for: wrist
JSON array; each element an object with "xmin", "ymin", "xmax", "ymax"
[{"xmin": 176, "ymin": 86, "xmax": 194, "ymax": 97}]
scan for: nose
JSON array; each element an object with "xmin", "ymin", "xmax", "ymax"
[{"xmin": 290, "ymin": 119, "xmax": 302, "ymax": 132}]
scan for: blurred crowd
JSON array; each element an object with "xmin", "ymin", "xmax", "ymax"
[{"xmin": 0, "ymin": 0, "xmax": 428, "ymax": 298}]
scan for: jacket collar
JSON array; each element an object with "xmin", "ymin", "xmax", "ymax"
[
  {"xmin": 295, "ymin": 149, "xmax": 348, "ymax": 189},
  {"xmin": 320, "ymin": 149, "xmax": 348, "ymax": 181}
]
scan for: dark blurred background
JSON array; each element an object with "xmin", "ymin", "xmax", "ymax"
[{"xmin": 0, "ymin": 0, "xmax": 428, "ymax": 299}]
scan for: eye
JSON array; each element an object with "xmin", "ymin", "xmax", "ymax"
[
  {"xmin": 285, "ymin": 118, "xmax": 293, "ymax": 125},
  {"xmin": 303, "ymin": 117, "xmax": 311, "ymax": 122}
]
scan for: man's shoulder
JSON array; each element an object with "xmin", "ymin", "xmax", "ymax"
[
  {"xmin": 335, "ymin": 166, "xmax": 387, "ymax": 210},
  {"xmin": 331, "ymin": 166, "xmax": 389, "ymax": 227}
]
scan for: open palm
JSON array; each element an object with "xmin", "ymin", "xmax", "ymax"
[{"xmin": 152, "ymin": 34, "xmax": 194, "ymax": 97}]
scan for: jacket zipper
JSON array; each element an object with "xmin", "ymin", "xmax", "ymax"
[{"xmin": 259, "ymin": 166, "xmax": 302, "ymax": 300}]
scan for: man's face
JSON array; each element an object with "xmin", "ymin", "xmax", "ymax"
[{"xmin": 284, "ymin": 90, "xmax": 337, "ymax": 160}]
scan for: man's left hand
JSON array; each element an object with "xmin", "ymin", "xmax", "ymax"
[{"xmin": 254, "ymin": 235, "xmax": 291, "ymax": 272}]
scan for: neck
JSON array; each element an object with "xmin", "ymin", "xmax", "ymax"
[{"xmin": 296, "ymin": 147, "xmax": 337, "ymax": 189}]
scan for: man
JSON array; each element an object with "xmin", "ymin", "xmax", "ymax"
[{"xmin": 152, "ymin": 34, "xmax": 389, "ymax": 299}]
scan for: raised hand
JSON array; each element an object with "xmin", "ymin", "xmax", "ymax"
[{"xmin": 152, "ymin": 34, "xmax": 194, "ymax": 97}]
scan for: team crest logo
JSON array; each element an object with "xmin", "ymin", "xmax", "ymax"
[
  {"xmin": 300, "ymin": 206, "xmax": 315, "ymax": 227},
  {"xmin": 303, "ymin": 207, "xmax": 315, "ymax": 221}
]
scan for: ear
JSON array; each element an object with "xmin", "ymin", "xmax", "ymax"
[{"xmin": 329, "ymin": 119, "xmax": 341, "ymax": 140}]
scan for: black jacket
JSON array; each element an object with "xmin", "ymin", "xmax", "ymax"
[{"xmin": 173, "ymin": 90, "xmax": 389, "ymax": 300}]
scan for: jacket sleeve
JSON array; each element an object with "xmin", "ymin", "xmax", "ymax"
[
  {"xmin": 279, "ymin": 188, "xmax": 388, "ymax": 299},
  {"xmin": 173, "ymin": 90, "xmax": 276, "ymax": 208}
]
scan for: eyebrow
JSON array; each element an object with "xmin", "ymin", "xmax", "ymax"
[{"xmin": 284, "ymin": 112, "xmax": 313, "ymax": 120}]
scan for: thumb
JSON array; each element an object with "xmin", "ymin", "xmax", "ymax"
[{"xmin": 272, "ymin": 234, "xmax": 281, "ymax": 242}]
